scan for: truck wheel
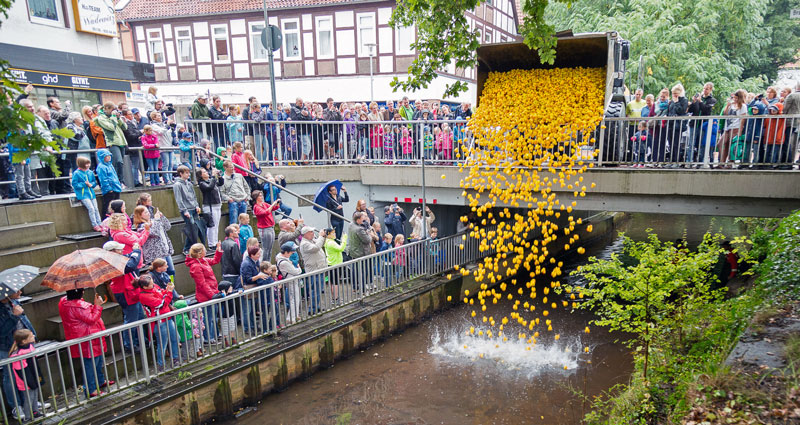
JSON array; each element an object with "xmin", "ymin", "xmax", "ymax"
[{"xmin": 601, "ymin": 101, "xmax": 626, "ymax": 164}]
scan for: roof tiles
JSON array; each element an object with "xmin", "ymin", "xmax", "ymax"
[{"xmin": 117, "ymin": 0, "xmax": 355, "ymax": 21}]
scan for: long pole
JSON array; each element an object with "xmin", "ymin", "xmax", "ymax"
[
  {"xmin": 262, "ymin": 0, "xmax": 278, "ymax": 116},
  {"xmin": 420, "ymin": 122, "xmax": 427, "ymax": 239}
]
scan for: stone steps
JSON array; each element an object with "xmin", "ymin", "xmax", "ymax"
[{"xmin": 0, "ymin": 221, "xmax": 57, "ymax": 250}]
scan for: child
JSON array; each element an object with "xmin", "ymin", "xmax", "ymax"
[
  {"xmin": 212, "ymin": 281, "xmax": 238, "ymax": 346},
  {"xmin": 141, "ymin": 125, "xmax": 161, "ymax": 186},
  {"xmin": 382, "ymin": 124, "xmax": 395, "ymax": 164},
  {"xmin": 149, "ymin": 258, "xmax": 181, "ymax": 302},
  {"xmin": 231, "ymin": 142, "xmax": 248, "ymax": 178},
  {"xmin": 226, "ymin": 105, "xmax": 243, "ymax": 143},
  {"xmin": 9, "ymin": 329, "xmax": 41, "ymax": 420},
  {"xmin": 72, "ymin": 157, "xmax": 103, "ymax": 231},
  {"xmin": 264, "ymin": 174, "xmax": 292, "ymax": 217},
  {"xmin": 422, "ymin": 126, "xmax": 435, "ymax": 163},
  {"xmin": 392, "ymin": 234, "xmax": 407, "ymax": 282},
  {"xmin": 238, "ymin": 213, "xmax": 254, "ymax": 254},
  {"xmin": 437, "ymin": 123, "xmax": 454, "ymax": 164},
  {"xmin": 398, "ymin": 127, "xmax": 414, "ymax": 164},
  {"xmin": 174, "ymin": 299, "xmax": 204, "ymax": 358},
  {"xmin": 343, "ymin": 110, "xmax": 356, "ymax": 161},
  {"xmin": 178, "ymin": 132, "xmax": 194, "ymax": 166},
  {"xmin": 356, "ymin": 112, "xmax": 370, "ymax": 162},
  {"xmin": 215, "ymin": 146, "xmax": 227, "ymax": 172},
  {"xmin": 631, "ymin": 121, "xmax": 649, "ymax": 166},
  {"xmin": 370, "ymin": 122, "xmax": 384, "ymax": 162},
  {"xmin": 96, "ymin": 149, "xmax": 122, "ymax": 219},
  {"xmin": 285, "ymin": 127, "xmax": 298, "ymax": 165},
  {"xmin": 243, "ymin": 150, "xmax": 261, "ymax": 191}
]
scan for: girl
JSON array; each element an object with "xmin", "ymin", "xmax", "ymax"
[
  {"xmin": 285, "ymin": 127, "xmax": 298, "ymax": 164},
  {"xmin": 392, "ymin": 234, "xmax": 407, "ymax": 284},
  {"xmin": 382, "ymin": 124, "xmax": 395, "ymax": 164},
  {"xmin": 134, "ymin": 275, "xmax": 180, "ymax": 368},
  {"xmin": 719, "ymin": 90, "xmax": 748, "ymax": 166},
  {"xmin": 196, "ymin": 167, "xmax": 222, "ymax": 248},
  {"xmin": 398, "ymin": 127, "xmax": 414, "ymax": 164},
  {"xmin": 72, "ymin": 157, "xmax": 103, "ymax": 231},
  {"xmin": 141, "ymin": 125, "xmax": 161, "ymax": 186},
  {"xmin": 367, "ymin": 103, "xmax": 383, "ymax": 162},
  {"xmin": 252, "ymin": 190, "xmax": 281, "ymax": 262},
  {"xmin": 343, "ymin": 109, "xmax": 356, "ymax": 161},
  {"xmin": 437, "ymin": 123, "xmax": 454, "ymax": 164},
  {"xmin": 356, "ymin": 112, "xmax": 370, "ymax": 162},
  {"xmin": 174, "ymin": 299, "xmax": 203, "ymax": 359},
  {"xmin": 243, "ymin": 150, "xmax": 261, "ymax": 193},
  {"xmin": 226, "ymin": 105, "xmax": 243, "ymax": 144},
  {"xmin": 9, "ymin": 329, "xmax": 40, "ymax": 420},
  {"xmin": 422, "ymin": 126, "xmax": 435, "ymax": 163},
  {"xmin": 148, "ymin": 111, "xmax": 173, "ymax": 184}
]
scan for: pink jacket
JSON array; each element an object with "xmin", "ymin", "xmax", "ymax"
[
  {"xmin": 10, "ymin": 345, "xmax": 35, "ymax": 391},
  {"xmin": 141, "ymin": 134, "xmax": 160, "ymax": 159},
  {"xmin": 437, "ymin": 132, "xmax": 453, "ymax": 151},
  {"xmin": 231, "ymin": 151, "xmax": 248, "ymax": 177},
  {"xmin": 399, "ymin": 136, "xmax": 414, "ymax": 154},
  {"xmin": 111, "ymin": 228, "xmax": 150, "ymax": 268}
]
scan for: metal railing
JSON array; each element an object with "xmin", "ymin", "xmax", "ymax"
[
  {"xmin": 185, "ymin": 114, "xmax": 800, "ymax": 169},
  {"xmin": 0, "ymin": 225, "xmax": 491, "ymax": 423}
]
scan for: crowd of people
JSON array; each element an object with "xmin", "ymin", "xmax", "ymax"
[{"xmin": 620, "ymin": 82, "xmax": 800, "ymax": 168}]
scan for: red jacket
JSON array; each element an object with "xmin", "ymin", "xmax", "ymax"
[
  {"xmin": 231, "ymin": 151, "xmax": 248, "ymax": 177},
  {"xmin": 112, "ymin": 228, "xmax": 150, "ymax": 268},
  {"xmin": 138, "ymin": 286, "xmax": 173, "ymax": 329},
  {"xmin": 253, "ymin": 202, "xmax": 279, "ymax": 229},
  {"xmin": 58, "ymin": 298, "xmax": 106, "ymax": 359},
  {"xmin": 187, "ymin": 250, "xmax": 222, "ymax": 303}
]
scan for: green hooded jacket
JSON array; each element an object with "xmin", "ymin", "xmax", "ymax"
[
  {"xmin": 174, "ymin": 300, "xmax": 193, "ymax": 342},
  {"xmin": 215, "ymin": 146, "xmax": 226, "ymax": 171}
]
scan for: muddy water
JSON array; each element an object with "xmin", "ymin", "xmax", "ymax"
[{"xmin": 233, "ymin": 214, "xmax": 744, "ymax": 425}]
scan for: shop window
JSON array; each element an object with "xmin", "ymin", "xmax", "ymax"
[
  {"xmin": 147, "ymin": 29, "xmax": 165, "ymax": 65},
  {"xmin": 211, "ymin": 24, "xmax": 230, "ymax": 63},
  {"xmin": 316, "ymin": 16, "xmax": 333, "ymax": 59},
  {"xmin": 175, "ymin": 27, "xmax": 194, "ymax": 65},
  {"xmin": 283, "ymin": 19, "xmax": 300, "ymax": 60},
  {"xmin": 27, "ymin": 0, "xmax": 64, "ymax": 27}
]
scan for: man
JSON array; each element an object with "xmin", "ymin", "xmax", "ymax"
[
  {"xmin": 626, "ymin": 89, "xmax": 646, "ymax": 118},
  {"xmin": 346, "ymin": 212, "xmax": 376, "ymax": 260},
  {"xmin": 290, "ymin": 98, "xmax": 313, "ymax": 161},
  {"xmin": 323, "ymin": 98, "xmax": 342, "ymax": 162},
  {"xmin": 152, "ymin": 100, "xmax": 176, "ymax": 124},
  {"xmin": 781, "ymin": 83, "xmax": 800, "ymax": 165},
  {"xmin": 94, "ymin": 102, "xmax": 128, "ymax": 181},
  {"xmin": 173, "ymin": 165, "xmax": 204, "ymax": 254},
  {"xmin": 384, "ymin": 204, "xmax": 407, "ymax": 238},
  {"xmin": 221, "ymin": 224, "xmax": 242, "ymax": 286},
  {"xmin": 409, "ymin": 205, "xmax": 435, "ymax": 238},
  {"xmin": 0, "ymin": 289, "xmax": 36, "ymax": 417},
  {"xmin": 454, "ymin": 102, "xmax": 472, "ymax": 120},
  {"xmin": 325, "ymin": 184, "xmax": 349, "ymax": 240},
  {"xmin": 398, "ymin": 97, "xmax": 415, "ymax": 121},
  {"xmin": 299, "ymin": 226, "xmax": 327, "ymax": 313},
  {"xmin": 47, "ymin": 97, "xmax": 72, "ymax": 128},
  {"xmin": 277, "ymin": 217, "xmax": 304, "ymax": 250},
  {"xmin": 219, "ymin": 159, "xmax": 251, "ymax": 226},
  {"xmin": 12, "ymin": 99, "xmax": 39, "ymax": 200},
  {"xmin": 36, "ymin": 106, "xmax": 73, "ymax": 194},
  {"xmin": 381, "ymin": 101, "xmax": 396, "ymax": 121},
  {"xmin": 241, "ymin": 96, "xmax": 258, "ymax": 150},
  {"xmin": 687, "ymin": 82, "xmax": 718, "ymax": 163},
  {"xmin": 121, "ymin": 110, "xmax": 143, "ymax": 187},
  {"xmin": 105, "ymin": 240, "xmax": 145, "ymax": 352},
  {"xmin": 132, "ymin": 108, "xmax": 150, "ymax": 130},
  {"xmin": 190, "ymin": 94, "xmax": 210, "ymax": 140}
]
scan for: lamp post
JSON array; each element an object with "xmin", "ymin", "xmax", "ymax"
[{"xmin": 365, "ymin": 42, "xmax": 376, "ymax": 103}]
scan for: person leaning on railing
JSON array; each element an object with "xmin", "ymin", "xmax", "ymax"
[
  {"xmin": 58, "ymin": 289, "xmax": 111, "ymax": 398},
  {"xmin": 186, "ymin": 242, "xmax": 223, "ymax": 343},
  {"xmin": 133, "ymin": 275, "xmax": 180, "ymax": 369}
]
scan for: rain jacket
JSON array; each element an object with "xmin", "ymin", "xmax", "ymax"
[
  {"xmin": 186, "ymin": 250, "xmax": 223, "ymax": 303},
  {"xmin": 190, "ymin": 100, "xmax": 210, "ymax": 120},
  {"xmin": 173, "ymin": 177, "xmax": 199, "ymax": 214},
  {"xmin": 109, "ymin": 249, "xmax": 142, "ymax": 298},
  {"xmin": 220, "ymin": 172, "xmax": 250, "ymax": 203},
  {"xmin": 231, "ymin": 151, "xmax": 248, "ymax": 177},
  {"xmin": 215, "ymin": 147, "xmax": 226, "ymax": 171},
  {"xmin": 58, "ymin": 297, "xmax": 106, "ymax": 359},
  {"xmin": 253, "ymin": 201, "xmax": 279, "ymax": 229},
  {"xmin": 72, "ymin": 167, "xmax": 97, "ymax": 200},
  {"xmin": 10, "ymin": 344, "xmax": 39, "ymax": 391},
  {"xmin": 138, "ymin": 286, "xmax": 173, "ymax": 329},
  {"xmin": 94, "ymin": 111, "xmax": 127, "ymax": 147},
  {"xmin": 96, "ymin": 149, "xmax": 122, "ymax": 194},
  {"xmin": 0, "ymin": 301, "xmax": 35, "ymax": 353},
  {"xmin": 299, "ymin": 235, "xmax": 327, "ymax": 272},
  {"xmin": 325, "ymin": 234, "xmax": 348, "ymax": 266},
  {"xmin": 763, "ymin": 103, "xmax": 787, "ymax": 145},
  {"xmin": 141, "ymin": 133, "xmax": 160, "ymax": 159},
  {"xmin": 174, "ymin": 300, "xmax": 198, "ymax": 342}
]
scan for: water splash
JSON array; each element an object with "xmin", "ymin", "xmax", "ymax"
[{"xmin": 428, "ymin": 325, "xmax": 582, "ymax": 379}]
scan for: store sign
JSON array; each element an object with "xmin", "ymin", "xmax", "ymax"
[
  {"xmin": 71, "ymin": 0, "xmax": 118, "ymax": 37},
  {"xmin": 9, "ymin": 69, "xmax": 131, "ymax": 92}
]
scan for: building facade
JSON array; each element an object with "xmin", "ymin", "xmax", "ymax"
[
  {"xmin": 0, "ymin": 0, "xmax": 153, "ymax": 107},
  {"xmin": 117, "ymin": 0, "xmax": 518, "ymax": 106}
]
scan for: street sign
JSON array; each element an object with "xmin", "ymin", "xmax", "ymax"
[
  {"xmin": 792, "ymin": 8, "xmax": 800, "ymax": 19},
  {"xmin": 260, "ymin": 25, "xmax": 282, "ymax": 52}
]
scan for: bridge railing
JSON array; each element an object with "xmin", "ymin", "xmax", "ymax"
[
  {"xmin": 185, "ymin": 114, "xmax": 800, "ymax": 169},
  {"xmin": 0, "ymin": 224, "xmax": 492, "ymax": 423}
]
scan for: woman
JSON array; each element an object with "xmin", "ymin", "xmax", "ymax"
[
  {"xmin": 186, "ymin": 242, "xmax": 223, "ymax": 342},
  {"xmin": 149, "ymin": 111, "xmax": 173, "ymax": 184},
  {"xmin": 719, "ymin": 89, "xmax": 748, "ymax": 166},
  {"xmin": 145, "ymin": 86, "xmax": 159, "ymax": 111},
  {"xmin": 110, "ymin": 213, "xmax": 149, "ymax": 261},
  {"xmin": 134, "ymin": 275, "xmax": 181, "ymax": 368},
  {"xmin": 666, "ymin": 83, "xmax": 689, "ymax": 164},
  {"xmin": 252, "ymin": 190, "xmax": 280, "ymax": 261},
  {"xmin": 196, "ymin": 167, "xmax": 223, "ymax": 248},
  {"xmin": 367, "ymin": 102, "xmax": 383, "ymax": 162},
  {"xmin": 650, "ymin": 89, "xmax": 671, "ymax": 163},
  {"xmin": 243, "ymin": 150, "xmax": 261, "ymax": 192},
  {"xmin": 132, "ymin": 205, "xmax": 173, "ymax": 275},
  {"xmin": 353, "ymin": 199, "xmax": 374, "ymax": 225},
  {"xmin": 58, "ymin": 289, "xmax": 110, "ymax": 397},
  {"xmin": 324, "ymin": 228, "xmax": 347, "ymax": 305}
]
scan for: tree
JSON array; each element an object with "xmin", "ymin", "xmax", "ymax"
[
  {"xmin": 569, "ymin": 231, "xmax": 725, "ymax": 379},
  {"xmin": 390, "ymin": 0, "xmax": 570, "ymax": 98},
  {"xmin": 740, "ymin": 0, "xmax": 800, "ymax": 82}
]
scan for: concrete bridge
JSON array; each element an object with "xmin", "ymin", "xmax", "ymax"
[{"xmin": 272, "ymin": 165, "xmax": 800, "ymax": 218}]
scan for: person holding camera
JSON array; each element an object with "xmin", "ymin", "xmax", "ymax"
[
  {"xmin": 325, "ymin": 185, "xmax": 349, "ymax": 240},
  {"xmin": 686, "ymin": 82, "xmax": 718, "ymax": 164},
  {"xmin": 299, "ymin": 226, "xmax": 327, "ymax": 313},
  {"xmin": 410, "ymin": 206, "xmax": 435, "ymax": 238},
  {"xmin": 384, "ymin": 204, "xmax": 407, "ymax": 238}
]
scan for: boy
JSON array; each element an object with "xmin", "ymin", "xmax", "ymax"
[
  {"xmin": 178, "ymin": 131, "xmax": 194, "ymax": 166},
  {"xmin": 173, "ymin": 165, "xmax": 203, "ymax": 255},
  {"xmin": 72, "ymin": 157, "xmax": 103, "ymax": 231},
  {"xmin": 96, "ymin": 149, "xmax": 122, "ymax": 218},
  {"xmin": 238, "ymin": 213, "xmax": 254, "ymax": 254},
  {"xmin": 211, "ymin": 281, "xmax": 238, "ymax": 347},
  {"xmin": 631, "ymin": 121, "xmax": 648, "ymax": 166}
]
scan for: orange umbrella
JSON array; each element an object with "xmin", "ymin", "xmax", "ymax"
[{"xmin": 41, "ymin": 248, "xmax": 129, "ymax": 292}]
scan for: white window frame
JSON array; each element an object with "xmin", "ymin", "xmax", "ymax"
[
  {"xmin": 282, "ymin": 18, "xmax": 301, "ymax": 61},
  {"xmin": 210, "ymin": 24, "xmax": 231, "ymax": 64},
  {"xmin": 146, "ymin": 28, "xmax": 166, "ymax": 66},
  {"xmin": 356, "ymin": 12, "xmax": 376, "ymax": 57},
  {"xmin": 395, "ymin": 25, "xmax": 415, "ymax": 55},
  {"xmin": 174, "ymin": 26, "xmax": 194, "ymax": 65},
  {"xmin": 249, "ymin": 22, "xmax": 269, "ymax": 63},
  {"xmin": 315, "ymin": 16, "xmax": 334, "ymax": 59},
  {"xmin": 27, "ymin": 0, "xmax": 64, "ymax": 27}
]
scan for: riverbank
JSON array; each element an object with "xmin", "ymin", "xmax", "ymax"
[{"xmin": 584, "ymin": 211, "xmax": 800, "ymax": 424}]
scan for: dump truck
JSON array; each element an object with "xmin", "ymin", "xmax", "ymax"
[{"xmin": 475, "ymin": 31, "xmax": 631, "ymax": 161}]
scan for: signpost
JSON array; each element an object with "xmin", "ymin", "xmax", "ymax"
[{"xmin": 261, "ymin": 0, "xmax": 279, "ymax": 119}]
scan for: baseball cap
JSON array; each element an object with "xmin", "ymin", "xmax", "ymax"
[
  {"xmin": 280, "ymin": 241, "xmax": 297, "ymax": 252},
  {"xmin": 181, "ymin": 132, "xmax": 192, "ymax": 139},
  {"xmin": 131, "ymin": 108, "xmax": 140, "ymax": 114},
  {"xmin": 300, "ymin": 226, "xmax": 315, "ymax": 234},
  {"xmin": 103, "ymin": 241, "xmax": 125, "ymax": 251},
  {"xmin": 198, "ymin": 94, "xmax": 208, "ymax": 99}
]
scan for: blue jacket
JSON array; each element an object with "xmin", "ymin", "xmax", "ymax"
[
  {"xmin": 238, "ymin": 224, "xmax": 254, "ymax": 254},
  {"xmin": 240, "ymin": 256, "xmax": 263, "ymax": 287},
  {"xmin": 178, "ymin": 138, "xmax": 193, "ymax": 152},
  {"xmin": 0, "ymin": 300, "xmax": 36, "ymax": 352},
  {"xmin": 71, "ymin": 168, "xmax": 97, "ymax": 200},
  {"xmin": 96, "ymin": 149, "xmax": 122, "ymax": 194},
  {"xmin": 263, "ymin": 177, "xmax": 286, "ymax": 203},
  {"xmin": 384, "ymin": 212, "xmax": 407, "ymax": 238}
]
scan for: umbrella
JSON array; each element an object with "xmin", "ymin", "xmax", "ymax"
[
  {"xmin": 41, "ymin": 248, "xmax": 129, "ymax": 292},
  {"xmin": 0, "ymin": 265, "xmax": 40, "ymax": 299},
  {"xmin": 312, "ymin": 179, "xmax": 343, "ymax": 213}
]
